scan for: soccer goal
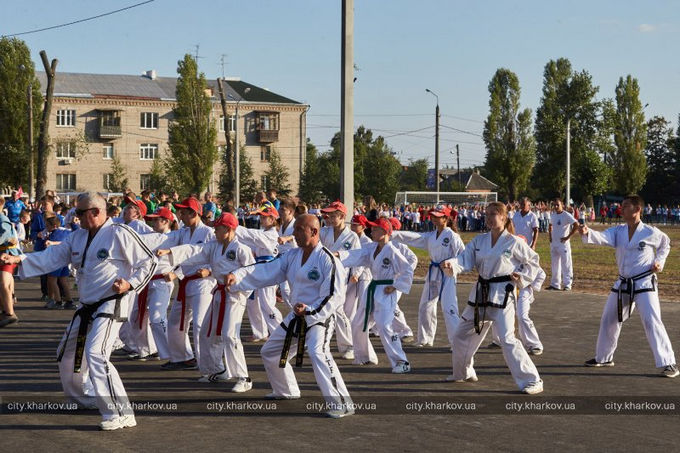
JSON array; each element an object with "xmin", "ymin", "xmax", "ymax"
[{"xmin": 394, "ymin": 191, "xmax": 498, "ymax": 206}]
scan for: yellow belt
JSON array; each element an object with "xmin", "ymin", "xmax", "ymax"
[{"xmin": 0, "ymin": 244, "xmax": 18, "ymax": 252}]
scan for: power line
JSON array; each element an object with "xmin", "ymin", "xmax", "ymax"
[{"xmin": 3, "ymin": 0, "xmax": 155, "ymax": 37}]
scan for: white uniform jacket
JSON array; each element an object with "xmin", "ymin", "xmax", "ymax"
[
  {"xmin": 337, "ymin": 242, "xmax": 414, "ymax": 295},
  {"xmin": 236, "ymin": 225, "xmax": 279, "ymax": 260},
  {"xmin": 320, "ymin": 226, "xmax": 361, "ymax": 279},
  {"xmin": 278, "ymin": 218, "xmax": 297, "ymax": 256}
]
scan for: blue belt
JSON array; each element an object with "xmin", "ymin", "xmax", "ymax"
[
  {"xmin": 427, "ymin": 260, "xmax": 447, "ymax": 300},
  {"xmin": 255, "ymin": 255, "xmax": 275, "ymax": 263}
]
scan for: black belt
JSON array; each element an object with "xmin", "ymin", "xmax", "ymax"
[
  {"xmin": 57, "ymin": 293, "xmax": 125, "ymax": 373},
  {"xmin": 468, "ymin": 275, "xmax": 514, "ymax": 334},
  {"xmin": 279, "ymin": 316, "xmax": 308, "ymax": 368},
  {"xmin": 611, "ymin": 270, "xmax": 656, "ymax": 322}
]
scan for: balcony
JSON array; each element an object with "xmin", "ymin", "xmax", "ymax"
[
  {"xmin": 98, "ymin": 109, "xmax": 122, "ymax": 139},
  {"xmin": 100, "ymin": 124, "xmax": 122, "ymax": 138},
  {"xmin": 258, "ymin": 129, "xmax": 279, "ymax": 143}
]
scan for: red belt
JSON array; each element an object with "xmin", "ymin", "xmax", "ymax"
[
  {"xmin": 206, "ymin": 283, "xmax": 227, "ymax": 337},
  {"xmin": 136, "ymin": 274, "xmax": 165, "ymax": 329},
  {"xmin": 178, "ymin": 274, "xmax": 204, "ymax": 331}
]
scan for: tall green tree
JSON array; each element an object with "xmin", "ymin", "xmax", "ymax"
[
  {"xmin": 107, "ymin": 155, "xmax": 129, "ymax": 192},
  {"xmin": 399, "ymin": 158, "xmax": 428, "ymax": 191},
  {"xmin": 361, "ymin": 135, "xmax": 402, "ymax": 203},
  {"xmin": 0, "ymin": 37, "xmax": 42, "ymax": 189},
  {"xmin": 264, "ymin": 148, "xmax": 291, "ymax": 196},
  {"xmin": 641, "ymin": 116, "xmax": 676, "ymax": 203},
  {"xmin": 298, "ymin": 139, "xmax": 324, "ymax": 203},
  {"xmin": 612, "ymin": 75, "xmax": 647, "ymax": 194},
  {"xmin": 166, "ymin": 54, "xmax": 218, "ymax": 194},
  {"xmin": 482, "ymin": 68, "xmax": 536, "ymax": 201},
  {"xmin": 238, "ymin": 147, "xmax": 258, "ymax": 203}
]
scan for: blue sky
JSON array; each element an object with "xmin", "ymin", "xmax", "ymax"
[{"xmin": 3, "ymin": 0, "xmax": 678, "ymax": 169}]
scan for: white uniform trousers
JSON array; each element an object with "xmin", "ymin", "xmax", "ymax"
[
  {"xmin": 451, "ymin": 304, "xmax": 541, "ymax": 390},
  {"xmin": 516, "ymin": 288, "xmax": 542, "ymax": 350},
  {"xmin": 167, "ymin": 292, "xmax": 213, "ymax": 362},
  {"xmin": 595, "ymin": 290, "xmax": 676, "ymax": 368},
  {"xmin": 334, "ymin": 286, "xmax": 355, "ymax": 353},
  {"xmin": 418, "ymin": 277, "xmax": 459, "ymax": 345},
  {"xmin": 127, "ymin": 296, "xmax": 157, "ymax": 357},
  {"xmin": 129, "ymin": 280, "xmax": 173, "ymax": 359},
  {"xmin": 351, "ymin": 292, "xmax": 408, "ymax": 367},
  {"xmin": 198, "ymin": 292, "xmax": 249, "ymax": 377},
  {"xmin": 392, "ymin": 304, "xmax": 413, "ymax": 337},
  {"xmin": 550, "ymin": 243, "xmax": 573, "ymax": 289},
  {"xmin": 260, "ymin": 314, "xmax": 353, "ymax": 410},
  {"xmin": 57, "ymin": 316, "xmax": 133, "ymax": 421},
  {"xmin": 246, "ymin": 290, "xmax": 268, "ymax": 340}
]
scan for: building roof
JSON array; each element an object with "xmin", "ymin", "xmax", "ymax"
[
  {"xmin": 442, "ymin": 169, "xmax": 499, "ymax": 191},
  {"xmin": 36, "ymin": 71, "xmax": 302, "ymax": 105}
]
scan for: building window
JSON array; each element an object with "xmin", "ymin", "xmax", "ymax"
[
  {"xmin": 103, "ymin": 173, "xmax": 113, "ymax": 190},
  {"xmin": 219, "ymin": 115, "xmax": 236, "ymax": 132},
  {"xmin": 139, "ymin": 143, "xmax": 158, "ymax": 160},
  {"xmin": 257, "ymin": 112, "xmax": 278, "ymax": 131},
  {"xmin": 56, "ymin": 142, "xmax": 76, "ymax": 159},
  {"xmin": 260, "ymin": 145, "xmax": 272, "ymax": 162},
  {"xmin": 260, "ymin": 175, "xmax": 270, "ymax": 192},
  {"xmin": 56, "ymin": 174, "xmax": 76, "ymax": 191},
  {"xmin": 140, "ymin": 174, "xmax": 152, "ymax": 191},
  {"xmin": 140, "ymin": 112, "xmax": 159, "ymax": 129},
  {"xmin": 56, "ymin": 109, "xmax": 76, "ymax": 127},
  {"xmin": 103, "ymin": 144, "xmax": 114, "ymax": 160}
]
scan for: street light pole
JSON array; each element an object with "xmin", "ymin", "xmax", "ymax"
[
  {"xmin": 229, "ymin": 87, "xmax": 250, "ymax": 209},
  {"xmin": 566, "ymin": 117, "xmax": 571, "ymax": 206},
  {"xmin": 426, "ymin": 88, "xmax": 440, "ymax": 203},
  {"xmin": 27, "ymin": 80, "xmax": 34, "ymax": 201}
]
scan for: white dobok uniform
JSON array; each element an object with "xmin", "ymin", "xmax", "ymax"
[
  {"xmin": 338, "ymin": 242, "xmax": 414, "ymax": 367},
  {"xmin": 549, "ymin": 211, "xmax": 576, "ymax": 289},
  {"xmin": 445, "ymin": 230, "xmax": 542, "ymax": 390},
  {"xmin": 582, "ymin": 223, "xmax": 676, "ymax": 368},
  {"xmin": 344, "ymin": 232, "xmax": 372, "ymax": 337},
  {"xmin": 18, "ymin": 219, "xmax": 157, "ymax": 421},
  {"xmin": 320, "ymin": 226, "xmax": 361, "ymax": 354},
  {"xmin": 277, "ymin": 218, "xmax": 297, "ymax": 309},
  {"xmin": 235, "ymin": 225, "xmax": 283, "ymax": 337},
  {"xmin": 231, "ymin": 243, "xmax": 353, "ymax": 413},
  {"xmin": 392, "ymin": 228, "xmax": 464, "ymax": 346},
  {"xmin": 391, "ymin": 241, "xmax": 417, "ymax": 338},
  {"xmin": 169, "ymin": 239, "xmax": 254, "ymax": 377}
]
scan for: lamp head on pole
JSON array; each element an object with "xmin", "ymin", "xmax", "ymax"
[{"xmin": 425, "ymin": 88, "xmax": 439, "ymax": 105}]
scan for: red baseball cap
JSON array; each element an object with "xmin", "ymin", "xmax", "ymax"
[
  {"xmin": 351, "ymin": 214, "xmax": 368, "ymax": 226},
  {"xmin": 145, "ymin": 207, "xmax": 173, "ymax": 222},
  {"xmin": 251, "ymin": 206, "xmax": 279, "ymax": 218},
  {"xmin": 125, "ymin": 197, "xmax": 147, "ymax": 217},
  {"xmin": 366, "ymin": 217, "xmax": 393, "ymax": 235},
  {"xmin": 320, "ymin": 201, "xmax": 347, "ymax": 215},
  {"xmin": 429, "ymin": 204, "xmax": 451, "ymax": 217},
  {"xmin": 175, "ymin": 197, "xmax": 203, "ymax": 215},
  {"xmin": 214, "ymin": 212, "xmax": 238, "ymax": 229},
  {"xmin": 388, "ymin": 217, "xmax": 402, "ymax": 231}
]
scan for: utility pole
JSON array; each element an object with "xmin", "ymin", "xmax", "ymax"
[
  {"xmin": 27, "ymin": 81, "xmax": 34, "ymax": 200},
  {"xmin": 216, "ymin": 78, "xmax": 234, "ymax": 199},
  {"xmin": 425, "ymin": 88, "xmax": 440, "ymax": 203},
  {"xmin": 340, "ymin": 0, "xmax": 354, "ymax": 214},
  {"xmin": 566, "ymin": 118, "xmax": 571, "ymax": 206},
  {"xmin": 456, "ymin": 144, "xmax": 460, "ymax": 187}
]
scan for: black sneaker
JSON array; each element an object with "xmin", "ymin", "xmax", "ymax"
[
  {"xmin": 0, "ymin": 312, "xmax": 19, "ymax": 327},
  {"xmin": 545, "ymin": 286, "xmax": 560, "ymax": 291},
  {"xmin": 486, "ymin": 342, "xmax": 501, "ymax": 349},
  {"xmin": 63, "ymin": 300, "xmax": 76, "ymax": 309},
  {"xmin": 662, "ymin": 365, "xmax": 679, "ymax": 378},
  {"xmin": 161, "ymin": 361, "xmax": 179, "ymax": 370},
  {"xmin": 584, "ymin": 358, "xmax": 615, "ymax": 367}
]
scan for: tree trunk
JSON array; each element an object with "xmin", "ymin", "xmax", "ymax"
[{"xmin": 36, "ymin": 51, "xmax": 58, "ymax": 200}]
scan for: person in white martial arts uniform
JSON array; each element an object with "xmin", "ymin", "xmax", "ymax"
[
  {"xmin": 127, "ymin": 207, "xmax": 177, "ymax": 361},
  {"xmin": 235, "ymin": 205, "xmax": 283, "ymax": 340},
  {"xmin": 343, "ymin": 214, "xmax": 372, "ymax": 343},
  {"xmin": 277, "ymin": 198, "xmax": 298, "ymax": 309},
  {"xmin": 225, "ymin": 214, "xmax": 354, "ymax": 418},
  {"xmin": 442, "ymin": 202, "xmax": 544, "ymax": 394},
  {"xmin": 548, "ymin": 198, "xmax": 578, "ymax": 291},
  {"xmin": 319, "ymin": 201, "xmax": 360, "ymax": 360},
  {"xmin": 388, "ymin": 217, "xmax": 416, "ymax": 342},
  {"xmin": 391, "ymin": 205, "xmax": 464, "ymax": 347},
  {"xmin": 2, "ymin": 192, "xmax": 157, "ymax": 430},
  {"xmin": 578, "ymin": 195, "xmax": 678, "ymax": 377},
  {"xmin": 161, "ymin": 197, "xmax": 216, "ymax": 370},
  {"xmin": 337, "ymin": 217, "xmax": 414, "ymax": 372},
  {"xmin": 512, "ymin": 197, "xmax": 539, "ymax": 250},
  {"xmin": 158, "ymin": 212, "xmax": 256, "ymax": 390}
]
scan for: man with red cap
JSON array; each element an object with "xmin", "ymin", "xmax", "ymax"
[
  {"xmin": 337, "ymin": 217, "xmax": 414, "ymax": 373},
  {"xmin": 157, "ymin": 212, "xmax": 256, "ymax": 391},
  {"xmin": 235, "ymin": 205, "xmax": 283, "ymax": 341},
  {"xmin": 319, "ymin": 201, "xmax": 360, "ymax": 360},
  {"xmin": 391, "ymin": 204, "xmax": 465, "ymax": 348},
  {"xmin": 154, "ymin": 197, "xmax": 216, "ymax": 370},
  {"xmin": 113, "ymin": 196, "xmax": 154, "ymax": 234}
]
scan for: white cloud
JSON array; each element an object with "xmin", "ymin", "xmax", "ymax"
[{"xmin": 637, "ymin": 23, "xmax": 657, "ymax": 33}]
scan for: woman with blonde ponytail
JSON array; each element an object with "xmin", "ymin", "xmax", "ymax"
[{"xmin": 441, "ymin": 202, "xmax": 544, "ymax": 394}]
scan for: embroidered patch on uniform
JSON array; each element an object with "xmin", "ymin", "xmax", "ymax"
[
  {"xmin": 96, "ymin": 248, "xmax": 109, "ymax": 260},
  {"xmin": 343, "ymin": 241, "xmax": 351, "ymax": 250},
  {"xmin": 557, "ymin": 220, "xmax": 561, "ymax": 225},
  {"xmin": 197, "ymin": 241, "xmax": 203, "ymax": 244},
  {"xmin": 638, "ymin": 241, "xmax": 646, "ymax": 250},
  {"xmin": 382, "ymin": 258, "xmax": 390, "ymax": 265},
  {"xmin": 226, "ymin": 250, "xmax": 236, "ymax": 260},
  {"xmin": 503, "ymin": 249, "xmax": 512, "ymax": 258},
  {"xmin": 442, "ymin": 237, "xmax": 450, "ymax": 246},
  {"xmin": 308, "ymin": 269, "xmax": 320, "ymax": 281}
]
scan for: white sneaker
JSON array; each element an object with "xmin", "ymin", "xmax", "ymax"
[
  {"xmin": 264, "ymin": 392, "xmax": 300, "ymax": 400},
  {"xmin": 528, "ymin": 348, "xmax": 543, "ymax": 356},
  {"xmin": 99, "ymin": 415, "xmax": 137, "ymax": 431},
  {"xmin": 231, "ymin": 377, "xmax": 253, "ymax": 393},
  {"xmin": 340, "ymin": 349, "xmax": 355, "ymax": 360},
  {"xmin": 522, "ymin": 380, "xmax": 544, "ymax": 395},
  {"xmin": 445, "ymin": 374, "xmax": 478, "ymax": 382},
  {"xmin": 662, "ymin": 364, "xmax": 679, "ymax": 378},
  {"xmin": 326, "ymin": 407, "xmax": 355, "ymax": 418},
  {"xmin": 392, "ymin": 361, "xmax": 411, "ymax": 374},
  {"xmin": 414, "ymin": 342, "xmax": 433, "ymax": 348},
  {"xmin": 198, "ymin": 370, "xmax": 230, "ymax": 383}
]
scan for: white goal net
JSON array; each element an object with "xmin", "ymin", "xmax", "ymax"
[{"xmin": 395, "ymin": 191, "xmax": 498, "ymax": 206}]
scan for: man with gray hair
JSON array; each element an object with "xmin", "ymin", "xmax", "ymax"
[{"xmin": 1, "ymin": 191, "xmax": 158, "ymax": 430}]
